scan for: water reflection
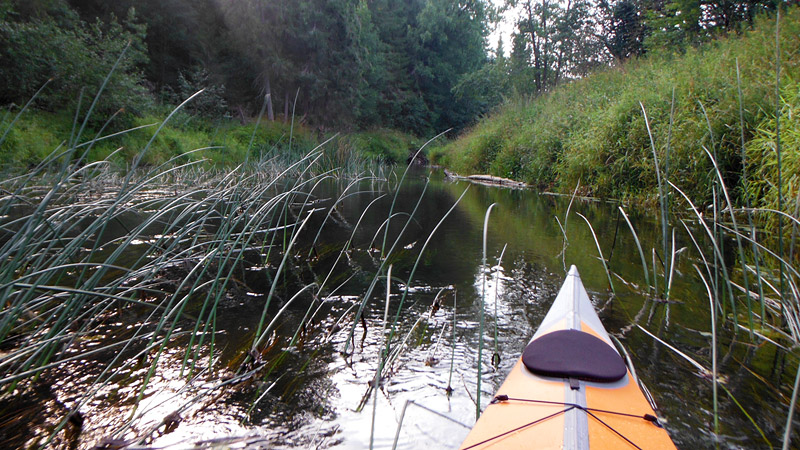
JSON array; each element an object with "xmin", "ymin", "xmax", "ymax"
[{"xmin": 3, "ymin": 167, "xmax": 798, "ymax": 449}]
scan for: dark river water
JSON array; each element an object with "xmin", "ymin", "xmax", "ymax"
[{"xmin": 8, "ymin": 167, "xmax": 798, "ymax": 449}]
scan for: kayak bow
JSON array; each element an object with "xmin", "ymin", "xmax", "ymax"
[{"xmin": 460, "ymin": 265, "xmax": 676, "ymax": 450}]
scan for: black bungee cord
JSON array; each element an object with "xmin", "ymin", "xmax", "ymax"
[{"xmin": 461, "ymin": 394, "xmax": 662, "ymax": 450}]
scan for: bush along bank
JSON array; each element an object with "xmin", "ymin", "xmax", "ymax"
[{"xmin": 431, "ymin": 8, "xmax": 799, "ymax": 216}]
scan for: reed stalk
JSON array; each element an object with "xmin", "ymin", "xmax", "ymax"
[
  {"xmin": 669, "ymin": 181, "xmax": 737, "ymax": 317},
  {"xmin": 492, "ymin": 244, "xmax": 507, "ymax": 367},
  {"xmin": 447, "ymin": 291, "xmax": 457, "ymax": 396},
  {"xmin": 556, "ymin": 182, "xmax": 580, "ymax": 272},
  {"xmin": 783, "ymin": 346, "xmax": 800, "ymax": 450},
  {"xmin": 640, "ymin": 102, "xmax": 669, "ymax": 296},
  {"xmin": 618, "ymin": 207, "xmax": 650, "ymax": 294},
  {"xmin": 0, "ymin": 116, "xmax": 393, "ymax": 445},
  {"xmin": 370, "ymin": 265, "xmax": 392, "ymax": 450},
  {"xmin": 576, "ymin": 212, "xmax": 615, "ymax": 294},
  {"xmin": 477, "ymin": 202, "xmax": 497, "ymax": 420},
  {"xmin": 702, "ymin": 144, "xmax": 753, "ymax": 332},
  {"xmin": 694, "ymin": 265, "xmax": 719, "ymax": 435},
  {"xmin": 71, "ymin": 42, "xmax": 132, "ymax": 154}
]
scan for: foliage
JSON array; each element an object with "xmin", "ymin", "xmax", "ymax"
[
  {"xmin": 497, "ymin": 0, "xmax": 789, "ymax": 101},
  {"xmin": 0, "ymin": 107, "xmax": 422, "ymax": 169},
  {"xmin": 3, "ymin": 0, "xmax": 789, "ymax": 157},
  {"xmin": 160, "ymin": 67, "xmax": 228, "ymax": 120},
  {"xmin": 644, "ymin": 0, "xmax": 777, "ymax": 52},
  {"xmin": 408, "ymin": 0, "xmax": 492, "ymax": 134},
  {"xmin": 0, "ymin": 1, "xmax": 151, "ymax": 121},
  {"xmin": 335, "ymin": 129, "xmax": 422, "ymax": 164},
  {"xmin": 746, "ymin": 81, "xmax": 800, "ymax": 233},
  {"xmin": 506, "ymin": 0, "xmax": 607, "ymax": 95},
  {"xmin": 56, "ymin": 0, "xmax": 494, "ymax": 136},
  {"xmin": 596, "ymin": 0, "xmax": 647, "ymax": 61},
  {"xmin": 434, "ymin": 8, "xmax": 800, "ymax": 208}
]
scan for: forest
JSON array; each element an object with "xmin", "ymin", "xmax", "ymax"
[
  {"xmin": 0, "ymin": 0, "xmax": 781, "ymax": 138},
  {"xmin": 2, "ymin": 1, "xmax": 800, "ymax": 449}
]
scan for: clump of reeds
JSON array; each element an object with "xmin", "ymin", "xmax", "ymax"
[{"xmin": 0, "ymin": 64, "xmax": 448, "ymax": 448}]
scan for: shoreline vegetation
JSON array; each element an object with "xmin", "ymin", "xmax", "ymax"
[
  {"xmin": 1, "ymin": 7, "xmax": 795, "ymax": 222},
  {"xmin": 431, "ymin": 8, "xmax": 799, "ymax": 218},
  {"xmin": 0, "ymin": 1, "xmax": 800, "ymax": 448},
  {"xmin": 0, "ymin": 1, "xmax": 795, "ymax": 219},
  {"xmin": 0, "ymin": 108, "xmax": 423, "ymax": 170}
]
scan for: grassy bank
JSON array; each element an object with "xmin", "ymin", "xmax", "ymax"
[
  {"xmin": 0, "ymin": 107, "xmax": 421, "ymax": 169},
  {"xmin": 431, "ymin": 8, "xmax": 799, "ymax": 214}
]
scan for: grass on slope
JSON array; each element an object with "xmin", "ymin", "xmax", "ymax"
[{"xmin": 432, "ymin": 8, "xmax": 799, "ymax": 212}]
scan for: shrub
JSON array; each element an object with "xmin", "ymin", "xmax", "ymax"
[
  {"xmin": 336, "ymin": 129, "xmax": 420, "ymax": 164},
  {"xmin": 160, "ymin": 66, "xmax": 229, "ymax": 122},
  {"xmin": 0, "ymin": 4, "xmax": 152, "ymax": 124}
]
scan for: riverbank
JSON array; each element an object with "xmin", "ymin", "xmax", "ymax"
[
  {"xmin": 430, "ymin": 8, "xmax": 799, "ymax": 218},
  {"xmin": 0, "ymin": 107, "xmax": 421, "ymax": 169}
]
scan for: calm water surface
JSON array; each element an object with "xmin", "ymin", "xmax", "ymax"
[{"xmin": 10, "ymin": 167, "xmax": 797, "ymax": 449}]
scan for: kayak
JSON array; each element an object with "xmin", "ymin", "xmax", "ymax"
[{"xmin": 460, "ymin": 265, "xmax": 677, "ymax": 449}]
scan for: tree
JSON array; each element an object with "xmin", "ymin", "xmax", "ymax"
[
  {"xmin": 644, "ymin": 0, "xmax": 775, "ymax": 51},
  {"xmin": 0, "ymin": 1, "xmax": 151, "ymax": 121},
  {"xmin": 5, "ymin": 0, "xmax": 499, "ymax": 135},
  {"xmin": 66, "ymin": 0, "xmax": 235, "ymax": 106},
  {"xmin": 596, "ymin": 0, "xmax": 647, "ymax": 61},
  {"xmin": 218, "ymin": 0, "xmax": 383, "ymax": 126},
  {"xmin": 506, "ymin": 0, "xmax": 604, "ymax": 95},
  {"xmin": 453, "ymin": 38, "xmax": 511, "ymax": 114},
  {"xmin": 411, "ymin": 0, "xmax": 492, "ymax": 133}
]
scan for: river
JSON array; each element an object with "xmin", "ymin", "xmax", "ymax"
[{"xmin": 3, "ymin": 166, "xmax": 796, "ymax": 449}]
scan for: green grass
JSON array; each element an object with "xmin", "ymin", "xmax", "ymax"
[
  {"xmin": 433, "ymin": 8, "xmax": 800, "ymax": 211},
  {"xmin": 0, "ymin": 132, "xmax": 440, "ymax": 449},
  {"xmin": 0, "ymin": 109, "xmax": 421, "ymax": 170},
  {"xmin": 747, "ymin": 81, "xmax": 800, "ymax": 234},
  {"xmin": 0, "ymin": 67, "xmax": 456, "ymax": 447},
  {"xmin": 334, "ymin": 129, "xmax": 422, "ymax": 165},
  {"xmin": 431, "ymin": 8, "xmax": 800, "ymax": 446},
  {"xmin": 0, "ymin": 56, "xmax": 438, "ymax": 446}
]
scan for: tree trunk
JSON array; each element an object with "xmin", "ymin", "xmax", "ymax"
[
  {"xmin": 539, "ymin": 0, "xmax": 550, "ymax": 91},
  {"xmin": 525, "ymin": 2, "xmax": 542, "ymax": 93},
  {"xmin": 237, "ymin": 105, "xmax": 246, "ymax": 125},
  {"xmin": 284, "ymin": 91, "xmax": 289, "ymax": 123},
  {"xmin": 554, "ymin": 0, "xmax": 573, "ymax": 85},
  {"xmin": 266, "ymin": 77, "xmax": 275, "ymax": 121}
]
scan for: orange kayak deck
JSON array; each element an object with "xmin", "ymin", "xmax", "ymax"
[
  {"xmin": 460, "ymin": 360, "xmax": 675, "ymax": 449},
  {"xmin": 460, "ymin": 266, "xmax": 676, "ymax": 449}
]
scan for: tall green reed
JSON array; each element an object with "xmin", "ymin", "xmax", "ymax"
[
  {"xmin": 0, "ymin": 99, "xmax": 406, "ymax": 447},
  {"xmin": 476, "ymin": 202, "xmax": 497, "ymax": 420},
  {"xmin": 577, "ymin": 212, "xmax": 615, "ymax": 294}
]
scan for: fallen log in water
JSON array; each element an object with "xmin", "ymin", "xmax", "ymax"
[{"xmin": 443, "ymin": 170, "xmax": 528, "ymax": 188}]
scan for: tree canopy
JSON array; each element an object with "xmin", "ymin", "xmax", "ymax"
[{"xmin": 0, "ymin": 0, "xmax": 786, "ymax": 137}]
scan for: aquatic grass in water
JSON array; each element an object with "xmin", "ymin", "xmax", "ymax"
[{"xmin": 0, "ymin": 93, "xmax": 454, "ymax": 447}]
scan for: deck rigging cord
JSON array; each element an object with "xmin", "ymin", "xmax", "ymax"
[{"xmin": 461, "ymin": 394, "xmax": 661, "ymax": 450}]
